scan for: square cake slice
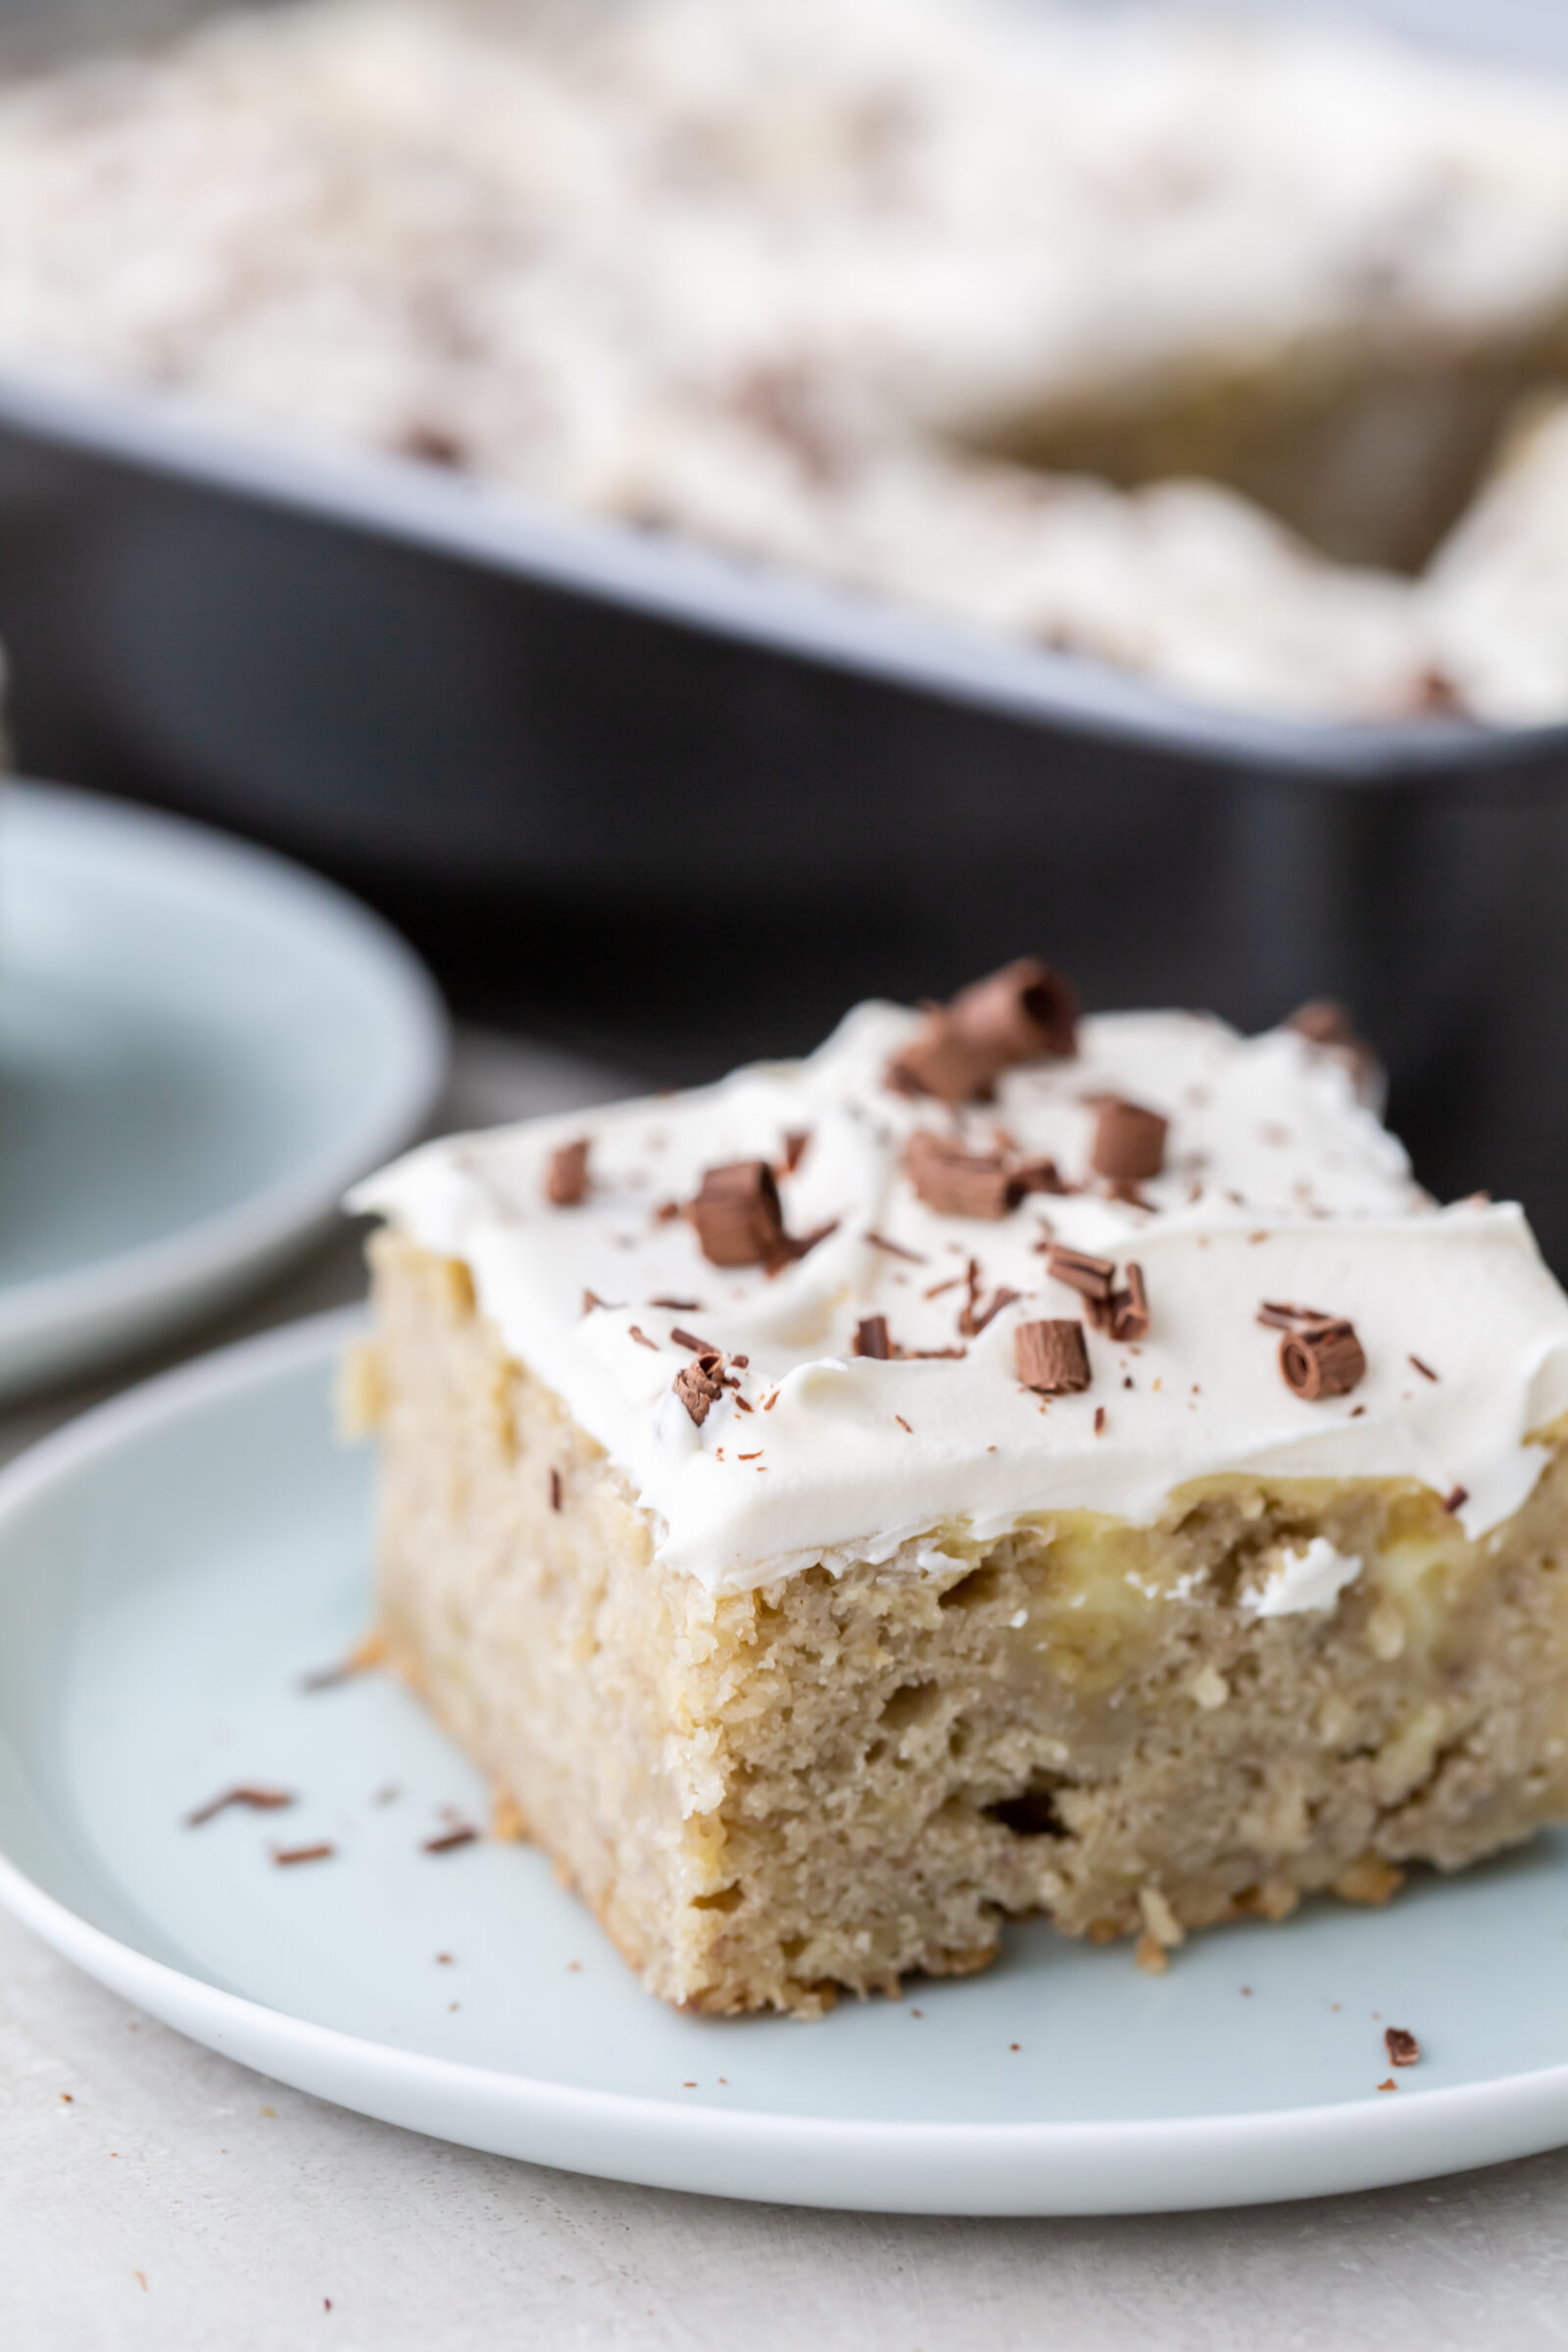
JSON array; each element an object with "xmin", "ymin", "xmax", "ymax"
[{"xmin": 348, "ymin": 965, "xmax": 1568, "ymax": 2013}]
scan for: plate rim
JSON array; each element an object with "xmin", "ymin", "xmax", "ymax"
[
  {"xmin": 0, "ymin": 781, "xmax": 449, "ymax": 1388},
  {"xmin": 2, "ymin": 1307, "xmax": 1568, "ymax": 2215}
]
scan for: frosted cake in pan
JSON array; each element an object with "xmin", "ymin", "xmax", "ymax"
[{"xmin": 348, "ymin": 965, "xmax": 1568, "ymax": 2012}]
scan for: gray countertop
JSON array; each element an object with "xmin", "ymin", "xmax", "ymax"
[{"xmin": 4, "ymin": 1028, "xmax": 1567, "ymax": 2352}]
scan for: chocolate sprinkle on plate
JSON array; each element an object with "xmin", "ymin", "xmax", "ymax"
[
  {"xmin": 423, "ymin": 1825, "xmax": 480, "ymax": 1854},
  {"xmin": 271, "ymin": 1842, "xmax": 335, "ymax": 1867},
  {"xmin": 1385, "ymin": 2027, "xmax": 1420, "ymax": 2068},
  {"xmin": 186, "ymin": 1786, "xmax": 295, "ymax": 1828},
  {"xmin": 1409, "ymin": 1354, "xmax": 1440, "ymax": 1382}
]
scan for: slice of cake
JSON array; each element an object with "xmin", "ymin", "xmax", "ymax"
[{"xmin": 347, "ymin": 965, "xmax": 1568, "ymax": 2013}]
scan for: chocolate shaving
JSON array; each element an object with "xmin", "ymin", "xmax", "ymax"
[
  {"xmin": 688, "ymin": 1160, "xmax": 789, "ymax": 1268},
  {"xmin": 650, "ymin": 1297, "xmax": 702, "ymax": 1310},
  {"xmin": 1015, "ymin": 1318, "xmax": 1092, "ymax": 1396},
  {"xmin": 1094, "ymin": 1405, "xmax": 1106, "ymax": 1436},
  {"xmin": 549, "ymin": 1468, "xmax": 563, "ymax": 1513},
  {"xmin": 783, "ymin": 1218, "xmax": 840, "ymax": 1267},
  {"xmin": 545, "ymin": 1138, "xmax": 590, "ymax": 1207},
  {"xmin": 186, "ymin": 1786, "xmax": 295, "ymax": 1828},
  {"xmin": 1257, "ymin": 1300, "xmax": 1336, "ymax": 1332},
  {"xmin": 1278, "ymin": 1317, "xmax": 1366, "ymax": 1401},
  {"xmin": 1012, "ymin": 1155, "xmax": 1071, "ymax": 1196},
  {"xmin": 581, "ymin": 1289, "xmax": 619, "ymax": 1316},
  {"xmin": 1444, "ymin": 1484, "xmax": 1469, "ymax": 1514},
  {"xmin": 853, "ymin": 1315, "xmax": 893, "ymax": 1359},
  {"xmin": 780, "ymin": 1129, "xmax": 811, "ymax": 1175},
  {"xmin": 272, "ymin": 1842, "xmax": 335, "ymax": 1866},
  {"xmin": 669, "ymin": 1326, "xmax": 719, "ymax": 1354},
  {"xmin": 1385, "ymin": 2027, "xmax": 1420, "ymax": 2068},
  {"xmin": 905, "ymin": 1131, "xmax": 1018, "ymax": 1219},
  {"xmin": 1409, "ymin": 1354, "xmax": 1439, "ymax": 1383},
  {"xmin": 958, "ymin": 1267, "xmax": 1020, "ymax": 1338},
  {"xmin": 423, "ymin": 1826, "xmax": 479, "ymax": 1854},
  {"xmin": 627, "ymin": 1324, "xmax": 661, "ymax": 1351},
  {"xmin": 1046, "ymin": 1245, "xmax": 1115, "ymax": 1302},
  {"xmin": 865, "ymin": 1230, "xmax": 926, "ymax": 1263},
  {"xmin": 1091, "ymin": 1099, "xmax": 1168, "ymax": 1184},
  {"xmin": 674, "ymin": 1352, "xmax": 725, "ymax": 1426}
]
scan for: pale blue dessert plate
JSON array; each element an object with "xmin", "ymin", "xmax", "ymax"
[
  {"xmin": 0, "ymin": 1310, "xmax": 1566, "ymax": 2214},
  {"xmin": 0, "ymin": 782, "xmax": 446, "ymax": 1397}
]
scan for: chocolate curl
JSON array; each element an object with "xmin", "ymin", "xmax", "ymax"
[
  {"xmin": 853, "ymin": 1314, "xmax": 893, "ymax": 1359},
  {"xmin": 546, "ymin": 1138, "xmax": 590, "ymax": 1206},
  {"xmin": 1278, "ymin": 1319, "xmax": 1365, "ymax": 1401},
  {"xmin": 1108, "ymin": 1262, "xmax": 1150, "ymax": 1343},
  {"xmin": 1014, "ymin": 1318, "xmax": 1092, "ymax": 1396},
  {"xmin": 887, "ymin": 1013, "xmax": 998, "ymax": 1104},
  {"xmin": 1091, "ymin": 1099, "xmax": 1167, "ymax": 1183},
  {"xmin": 888, "ymin": 957, "xmax": 1081, "ymax": 1101},
  {"xmin": 1012, "ymin": 1155, "xmax": 1070, "ymax": 1197},
  {"xmin": 689, "ymin": 1160, "xmax": 788, "ymax": 1267},
  {"xmin": 1045, "ymin": 1245, "xmax": 1115, "ymax": 1303},
  {"xmin": 904, "ymin": 1132, "xmax": 1018, "ymax": 1219},
  {"xmin": 673, "ymin": 1352, "xmax": 726, "ymax": 1425},
  {"xmin": 950, "ymin": 957, "xmax": 1079, "ymax": 1063}
]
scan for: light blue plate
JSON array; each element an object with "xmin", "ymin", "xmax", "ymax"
[
  {"xmin": 0, "ymin": 1308, "xmax": 1566, "ymax": 2216},
  {"xmin": 0, "ymin": 783, "xmax": 446, "ymax": 1396}
]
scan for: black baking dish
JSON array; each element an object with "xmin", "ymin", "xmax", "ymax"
[
  {"xmin": 2, "ymin": 0, "xmax": 1568, "ymax": 1260},
  {"xmin": 2, "ymin": 367, "xmax": 1567, "ymax": 1257}
]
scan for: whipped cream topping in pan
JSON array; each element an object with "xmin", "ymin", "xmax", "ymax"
[
  {"xmin": 352, "ymin": 998, "xmax": 1568, "ymax": 1592},
  {"xmin": 7, "ymin": 0, "xmax": 1568, "ymax": 720}
]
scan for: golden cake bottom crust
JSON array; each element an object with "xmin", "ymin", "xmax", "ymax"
[{"xmin": 355, "ymin": 1231, "xmax": 1568, "ymax": 2015}]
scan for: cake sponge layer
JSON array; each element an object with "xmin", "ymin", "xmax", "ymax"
[{"xmin": 365, "ymin": 1231, "xmax": 1568, "ymax": 2013}]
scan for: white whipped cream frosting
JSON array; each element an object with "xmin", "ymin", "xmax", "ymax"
[{"xmin": 351, "ymin": 1003, "xmax": 1568, "ymax": 1592}]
